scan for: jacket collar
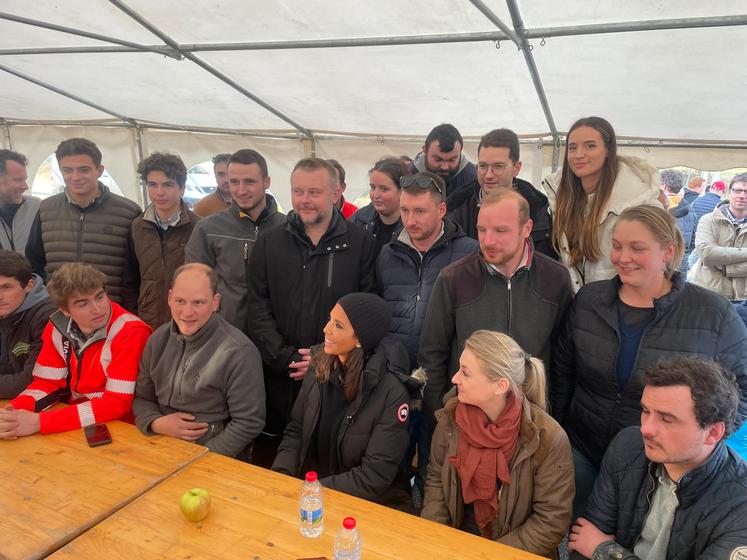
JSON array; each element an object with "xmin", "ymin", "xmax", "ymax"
[
  {"xmin": 287, "ymin": 206, "xmax": 349, "ymax": 252},
  {"xmin": 228, "ymin": 194, "xmax": 279, "ymax": 225},
  {"xmin": 484, "ymin": 238, "xmax": 533, "ymax": 279},
  {"xmin": 64, "ymin": 182, "xmax": 108, "ymax": 211},
  {"xmin": 49, "ymin": 297, "xmax": 115, "ymax": 352},
  {"xmin": 169, "ymin": 312, "xmax": 220, "ymax": 346}
]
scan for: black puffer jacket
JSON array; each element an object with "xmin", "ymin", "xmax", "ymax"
[
  {"xmin": 446, "ymin": 179, "xmax": 558, "ymax": 260},
  {"xmin": 272, "ymin": 340, "xmax": 411, "ymax": 505},
  {"xmin": 575, "ymin": 426, "xmax": 747, "ymax": 560},
  {"xmin": 552, "ymin": 273, "xmax": 747, "ymax": 466}
]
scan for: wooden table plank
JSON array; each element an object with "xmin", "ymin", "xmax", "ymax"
[
  {"xmin": 0, "ymin": 419, "xmax": 207, "ymax": 560},
  {"xmin": 50, "ymin": 452, "xmax": 545, "ymax": 560}
]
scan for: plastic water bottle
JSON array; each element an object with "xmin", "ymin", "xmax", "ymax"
[
  {"xmin": 333, "ymin": 516, "xmax": 361, "ymax": 560},
  {"xmin": 299, "ymin": 471, "xmax": 324, "ymax": 537}
]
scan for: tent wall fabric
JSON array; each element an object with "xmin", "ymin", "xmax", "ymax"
[{"xmin": 1, "ymin": 0, "xmax": 746, "ymax": 208}]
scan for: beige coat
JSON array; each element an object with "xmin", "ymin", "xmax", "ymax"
[
  {"xmin": 690, "ymin": 203, "xmax": 747, "ymax": 300},
  {"xmin": 541, "ymin": 156, "xmax": 661, "ymax": 292},
  {"xmin": 421, "ymin": 397, "xmax": 574, "ymax": 558}
]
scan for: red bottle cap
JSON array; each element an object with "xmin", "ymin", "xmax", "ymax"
[
  {"xmin": 305, "ymin": 471, "xmax": 318, "ymax": 482},
  {"xmin": 343, "ymin": 517, "xmax": 356, "ymax": 530}
]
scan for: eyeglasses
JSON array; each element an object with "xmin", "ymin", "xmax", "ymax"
[
  {"xmin": 731, "ymin": 188, "xmax": 747, "ymax": 196},
  {"xmin": 399, "ymin": 174, "xmax": 443, "ymax": 195},
  {"xmin": 477, "ymin": 162, "xmax": 516, "ymax": 174}
]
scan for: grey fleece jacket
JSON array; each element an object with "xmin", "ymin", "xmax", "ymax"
[{"xmin": 133, "ymin": 313, "xmax": 266, "ymax": 458}]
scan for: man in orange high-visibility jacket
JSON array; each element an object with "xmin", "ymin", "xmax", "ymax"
[{"xmin": 0, "ymin": 263, "xmax": 151, "ymax": 437}]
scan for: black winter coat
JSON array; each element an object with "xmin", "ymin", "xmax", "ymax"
[
  {"xmin": 445, "ymin": 179, "xmax": 558, "ymax": 260},
  {"xmin": 574, "ymin": 426, "xmax": 747, "ymax": 560},
  {"xmin": 551, "ymin": 273, "xmax": 747, "ymax": 467},
  {"xmin": 248, "ymin": 209, "xmax": 377, "ymax": 431},
  {"xmin": 376, "ymin": 220, "xmax": 478, "ymax": 369},
  {"xmin": 272, "ymin": 341, "xmax": 411, "ymax": 505}
]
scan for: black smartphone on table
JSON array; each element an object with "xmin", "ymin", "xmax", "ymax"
[{"xmin": 84, "ymin": 423, "xmax": 112, "ymax": 447}]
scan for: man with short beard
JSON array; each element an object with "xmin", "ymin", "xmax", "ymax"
[
  {"xmin": 185, "ymin": 149, "xmax": 285, "ymax": 334},
  {"xmin": 192, "ymin": 153, "xmax": 232, "ymax": 217},
  {"xmin": 410, "ymin": 124, "xmax": 476, "ymax": 198},
  {"xmin": 418, "ymin": 189, "xmax": 572, "ymax": 447},
  {"xmin": 248, "ymin": 158, "xmax": 376, "ymax": 439},
  {"xmin": 0, "ymin": 149, "xmax": 40, "ymax": 255}
]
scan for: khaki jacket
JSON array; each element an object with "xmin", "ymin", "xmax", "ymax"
[
  {"xmin": 690, "ymin": 203, "xmax": 747, "ymax": 300},
  {"xmin": 421, "ymin": 397, "xmax": 574, "ymax": 558},
  {"xmin": 542, "ymin": 156, "xmax": 660, "ymax": 292}
]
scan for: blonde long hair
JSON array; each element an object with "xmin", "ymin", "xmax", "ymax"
[{"xmin": 464, "ymin": 330, "xmax": 547, "ymax": 410}]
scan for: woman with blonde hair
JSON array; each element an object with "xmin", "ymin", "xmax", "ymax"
[
  {"xmin": 542, "ymin": 116, "xmax": 662, "ymax": 292},
  {"xmin": 552, "ymin": 203, "xmax": 747, "ymax": 517},
  {"xmin": 421, "ymin": 330, "xmax": 573, "ymax": 557}
]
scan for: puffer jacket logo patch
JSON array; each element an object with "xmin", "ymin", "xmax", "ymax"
[
  {"xmin": 397, "ymin": 403, "xmax": 409, "ymax": 423},
  {"xmin": 730, "ymin": 547, "xmax": 747, "ymax": 560},
  {"xmin": 11, "ymin": 341, "xmax": 30, "ymax": 357}
]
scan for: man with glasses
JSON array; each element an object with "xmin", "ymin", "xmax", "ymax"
[
  {"xmin": 447, "ymin": 128, "xmax": 557, "ymax": 259},
  {"xmin": 692, "ymin": 172, "xmax": 747, "ymax": 304},
  {"xmin": 377, "ymin": 171, "xmax": 478, "ymax": 503}
]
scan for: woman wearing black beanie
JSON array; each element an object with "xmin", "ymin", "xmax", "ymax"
[{"xmin": 272, "ymin": 293, "xmax": 414, "ymax": 507}]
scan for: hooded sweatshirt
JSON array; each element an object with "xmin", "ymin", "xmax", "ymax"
[
  {"xmin": 412, "ymin": 152, "xmax": 477, "ymax": 198},
  {"xmin": 0, "ymin": 274, "xmax": 56, "ymax": 398}
]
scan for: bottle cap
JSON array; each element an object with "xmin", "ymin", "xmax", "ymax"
[
  {"xmin": 305, "ymin": 471, "xmax": 318, "ymax": 482},
  {"xmin": 343, "ymin": 516, "xmax": 356, "ymax": 530}
]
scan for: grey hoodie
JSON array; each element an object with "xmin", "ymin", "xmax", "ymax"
[{"xmin": 132, "ymin": 313, "xmax": 266, "ymax": 458}]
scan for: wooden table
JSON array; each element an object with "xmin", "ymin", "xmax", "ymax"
[
  {"xmin": 50, "ymin": 452, "xmax": 544, "ymax": 560},
  {"xmin": 0, "ymin": 420, "xmax": 207, "ymax": 560}
]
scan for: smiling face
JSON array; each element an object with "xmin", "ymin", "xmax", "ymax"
[
  {"xmin": 611, "ymin": 219, "xmax": 674, "ymax": 289},
  {"xmin": 62, "ymin": 288, "xmax": 111, "ymax": 336},
  {"xmin": 58, "ymin": 154, "xmax": 104, "ymax": 203},
  {"xmin": 566, "ymin": 125, "xmax": 609, "ymax": 190},
  {"xmin": 291, "ymin": 167, "xmax": 338, "ymax": 228},
  {"xmin": 168, "ymin": 268, "xmax": 220, "ymax": 336},
  {"xmin": 322, "ymin": 303, "xmax": 359, "ymax": 362},
  {"xmin": 0, "ymin": 160, "xmax": 29, "ymax": 205},
  {"xmin": 228, "ymin": 162, "xmax": 269, "ymax": 217}
]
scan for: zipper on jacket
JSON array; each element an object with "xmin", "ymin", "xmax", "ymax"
[
  {"xmin": 506, "ymin": 278, "xmax": 512, "ymax": 335},
  {"xmin": 243, "ymin": 241, "xmax": 249, "ymax": 261},
  {"xmin": 327, "ymin": 253, "xmax": 334, "ymax": 288},
  {"xmin": 77, "ymin": 213, "xmax": 85, "ymax": 260},
  {"xmin": 167, "ymin": 339, "xmax": 187, "ymax": 407},
  {"xmin": 632, "ymin": 467, "xmax": 661, "ymax": 551}
]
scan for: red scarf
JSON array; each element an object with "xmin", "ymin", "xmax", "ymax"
[{"xmin": 448, "ymin": 394, "xmax": 522, "ymax": 538}]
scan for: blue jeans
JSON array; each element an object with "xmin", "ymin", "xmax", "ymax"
[{"xmin": 572, "ymin": 446, "xmax": 599, "ymax": 521}]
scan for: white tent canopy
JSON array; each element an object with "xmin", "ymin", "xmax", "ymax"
[{"xmin": 1, "ymin": 0, "xmax": 746, "ymax": 208}]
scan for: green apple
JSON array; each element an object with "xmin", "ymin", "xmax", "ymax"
[{"xmin": 180, "ymin": 488, "xmax": 211, "ymax": 522}]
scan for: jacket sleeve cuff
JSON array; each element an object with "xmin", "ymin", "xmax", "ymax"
[{"xmin": 592, "ymin": 540, "xmax": 637, "ymax": 560}]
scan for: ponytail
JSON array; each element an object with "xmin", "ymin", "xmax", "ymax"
[{"xmin": 522, "ymin": 356, "xmax": 547, "ymax": 411}]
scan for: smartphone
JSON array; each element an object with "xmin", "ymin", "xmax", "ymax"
[{"xmin": 84, "ymin": 423, "xmax": 112, "ymax": 447}]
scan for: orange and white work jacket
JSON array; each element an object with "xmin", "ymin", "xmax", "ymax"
[{"xmin": 10, "ymin": 300, "xmax": 152, "ymax": 433}]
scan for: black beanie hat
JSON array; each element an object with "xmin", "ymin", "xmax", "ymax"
[{"xmin": 337, "ymin": 293, "xmax": 391, "ymax": 353}]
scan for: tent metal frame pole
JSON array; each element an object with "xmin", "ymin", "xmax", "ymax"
[
  {"xmin": 465, "ymin": 1, "xmax": 520, "ymax": 46},
  {"xmin": 0, "ymin": 63, "xmax": 133, "ymax": 122},
  {"xmin": 106, "ymin": 0, "xmax": 317, "ymax": 149},
  {"xmin": 502, "ymin": 0, "xmax": 560, "ymax": 157},
  {"xmin": 1, "ymin": 119, "xmax": 13, "ymax": 150},
  {"xmin": 0, "ymin": 11, "xmax": 180, "ymax": 59},
  {"xmin": 2, "ymin": 14, "xmax": 745, "ymax": 57},
  {"xmin": 133, "ymin": 125, "xmax": 147, "ymax": 204}
]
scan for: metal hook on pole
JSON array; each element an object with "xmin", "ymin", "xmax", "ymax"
[
  {"xmin": 540, "ymin": 37, "xmax": 546, "ymax": 46},
  {"xmin": 494, "ymin": 40, "xmax": 501, "ymax": 50}
]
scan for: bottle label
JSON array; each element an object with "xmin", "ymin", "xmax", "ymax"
[{"xmin": 300, "ymin": 507, "xmax": 323, "ymax": 525}]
